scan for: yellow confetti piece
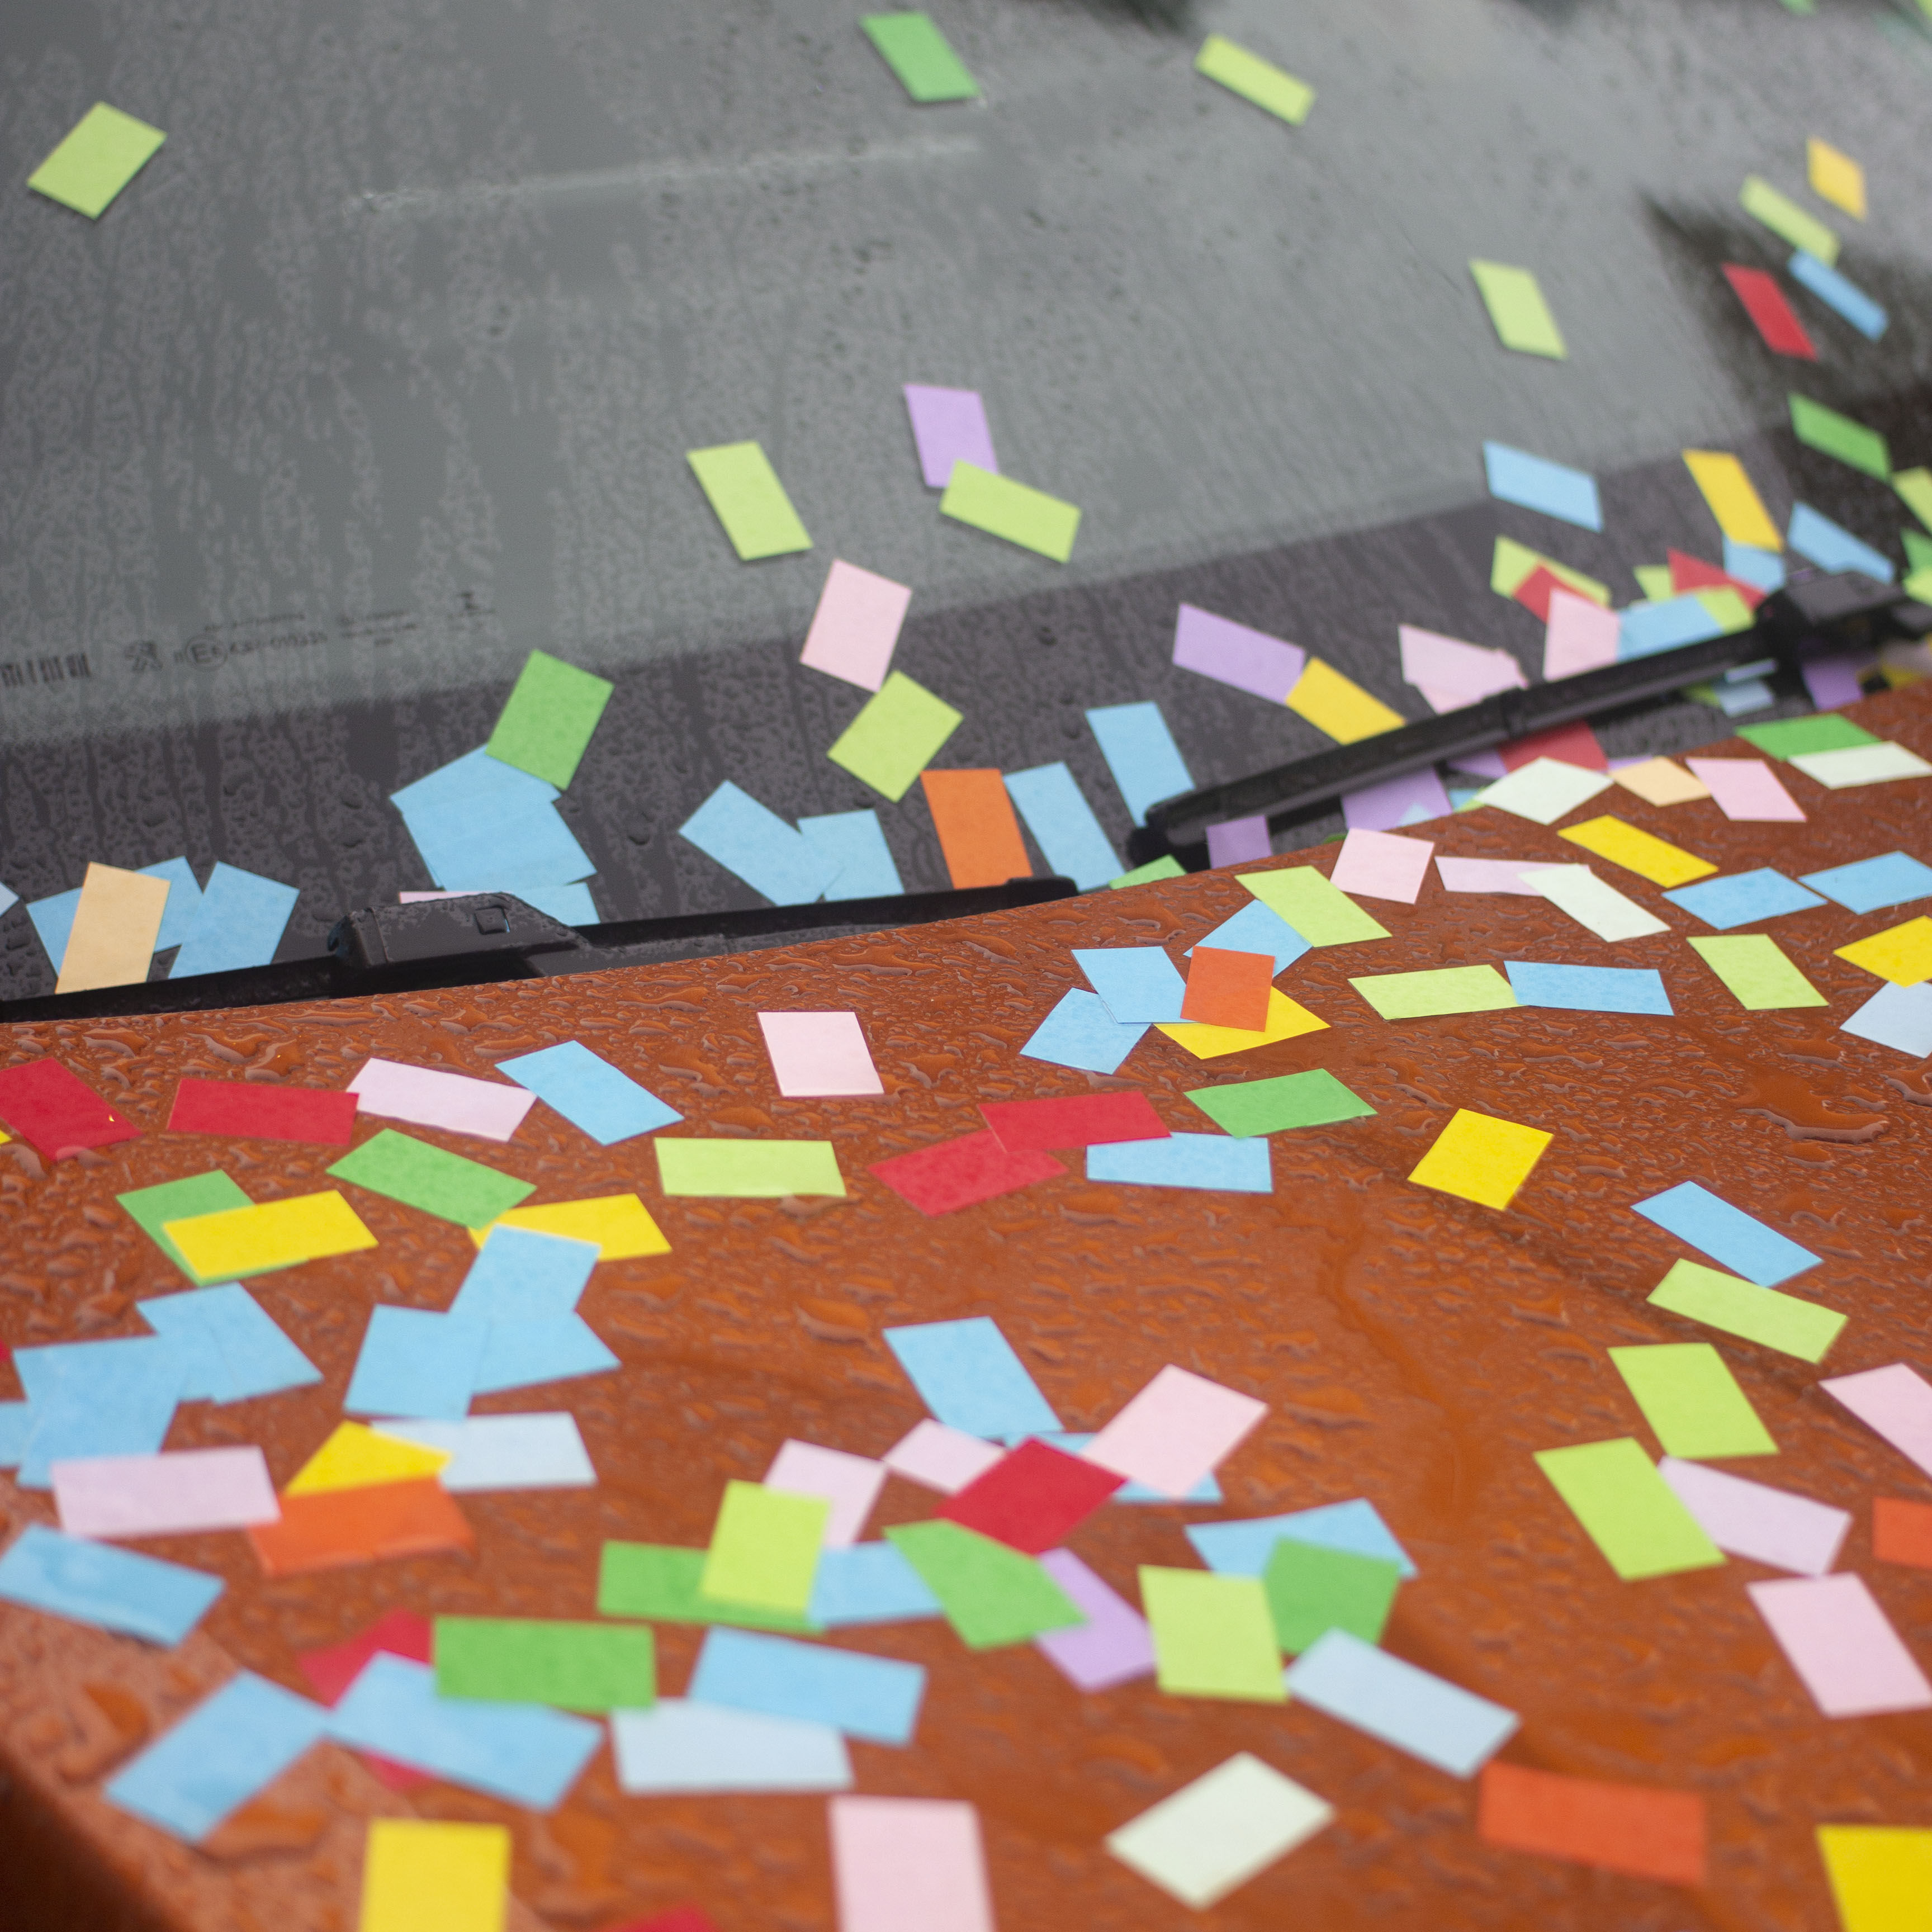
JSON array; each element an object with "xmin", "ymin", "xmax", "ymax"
[
  {"xmin": 1817, "ymin": 1825, "xmax": 1932, "ymax": 1932},
  {"xmin": 1156, "ymin": 988, "xmax": 1329, "ymax": 1060},
  {"xmin": 359, "ymin": 1819, "xmax": 509, "ymax": 1932},
  {"xmin": 468, "ymin": 1193, "xmax": 671, "ymax": 1259},
  {"xmin": 1286, "ymin": 660, "xmax": 1404, "ymax": 745},
  {"xmin": 1408, "ymin": 1109, "xmax": 1551, "ymax": 1211},
  {"xmin": 1836, "ymin": 916, "xmax": 1932, "ymax": 987},
  {"xmin": 1558, "ymin": 815, "xmax": 1717, "ymax": 888},
  {"xmin": 287, "ymin": 1422, "xmax": 452, "ymax": 1498},
  {"xmin": 1683, "ymin": 451, "xmax": 1782, "ymax": 552},
  {"xmin": 1807, "ymin": 138, "xmax": 1866, "ymax": 221},
  {"xmin": 163, "ymin": 1191, "xmax": 376, "ymax": 1280}
]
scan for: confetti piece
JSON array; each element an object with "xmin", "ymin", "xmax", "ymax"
[
  {"xmin": 1722, "ymin": 263, "xmax": 1817, "ymax": 359},
  {"xmin": 689, "ymin": 1627, "xmax": 924, "ymax": 1744},
  {"xmin": 169, "ymin": 863, "xmax": 302, "ymax": 978},
  {"xmin": 1083, "ymin": 1363, "xmax": 1266, "ymax": 1498},
  {"xmin": 1750, "ymin": 1574, "xmax": 1932, "ymax": 1717},
  {"xmin": 1543, "ymin": 588, "xmax": 1622, "ymax": 678},
  {"xmin": 979, "ymin": 1091, "xmax": 1166, "ymax": 1152},
  {"xmin": 679, "ymin": 780, "xmax": 837, "ymax": 903},
  {"xmin": 1685, "ymin": 757, "xmax": 1806, "ymax": 822},
  {"xmin": 1821, "ymin": 1363, "xmax": 1932, "ymax": 1480},
  {"xmin": 12, "ymin": 1337, "xmax": 183, "ymax": 1487},
  {"xmin": 1688, "ymin": 933, "xmax": 1826, "ymax": 1010},
  {"xmin": 1788, "ymin": 250, "xmax": 1887, "ymax": 341},
  {"xmin": 1111, "ymin": 856, "xmax": 1185, "ymax": 888},
  {"xmin": 1173, "ymin": 603, "xmax": 1306, "ymax": 701},
  {"xmin": 1286, "ymin": 658, "xmax": 1404, "ymax": 742},
  {"xmin": 1483, "ymin": 442, "xmax": 1601, "ymax": 530},
  {"xmin": 1533, "ymin": 1439, "xmax": 1724, "ymax": 1580},
  {"xmin": 765, "ymin": 1442, "xmax": 887, "ymax": 1548},
  {"xmin": 1557, "ymin": 815, "xmax": 1714, "ymax": 888},
  {"xmin": 52, "ymin": 1447, "xmax": 278, "ymax": 1541},
  {"xmin": 1505, "ymin": 961, "xmax": 1672, "ymax": 1015},
  {"xmin": 1612, "ymin": 757, "xmax": 1710, "ymax": 806},
  {"xmin": 1140, "ymin": 1568, "xmax": 1285, "ymax": 1703},
  {"xmin": 1478, "ymin": 1763, "xmax": 1705, "ymax": 1885},
  {"xmin": 828, "ymin": 671, "xmax": 964, "ymax": 802},
  {"xmin": 136, "ymin": 1284, "xmax": 321, "ymax": 1402},
  {"xmin": 55, "ymin": 863, "xmax": 169, "ymax": 994},
  {"xmin": 1238, "ymin": 865, "xmax": 1390, "ymax": 944},
  {"xmin": 903, "ymin": 386, "xmax": 996, "ymax": 488},
  {"xmin": 922, "ymin": 769, "xmax": 1032, "ymax": 888},
  {"xmin": 871, "ymin": 1129, "xmax": 1063, "ymax": 1215},
  {"xmin": 391, "ymin": 749, "xmax": 591, "ymax": 896},
  {"xmin": 1493, "ymin": 536, "xmax": 1611, "ymax": 605},
  {"xmin": 1286, "ymin": 1628, "xmax": 1518, "ymax": 1774},
  {"xmin": 1350, "ymin": 964, "xmax": 1515, "ymax": 1020},
  {"xmin": 0, "ymin": 1058, "xmax": 141, "ymax": 1162},
  {"xmin": 495, "ymin": 1040, "xmax": 681, "ymax": 1144},
  {"xmin": 1658, "ymin": 1460, "xmax": 1849, "ymax": 1575},
  {"xmin": 1185, "ymin": 1068, "xmax": 1374, "ymax": 1138},
  {"xmin": 810, "ymin": 1544, "xmax": 944, "ymax": 1627},
  {"xmin": 1684, "ymin": 450, "xmax": 1783, "ymax": 551},
  {"xmin": 106, "ymin": 1673, "xmax": 327, "ymax": 1843},
  {"xmin": 884, "ymin": 1521, "xmax": 1083, "ymax": 1648},
  {"xmin": 1817, "ymin": 1826, "xmax": 1932, "ymax": 1932},
  {"xmin": 882, "ymin": 1421, "xmax": 1002, "ymax": 1494},
  {"xmin": 687, "ymin": 442, "xmax": 811, "ymax": 560},
  {"xmin": 1194, "ymin": 34, "xmax": 1315, "ymax": 123},
  {"xmin": 29, "ymin": 102, "xmax": 165, "ymax": 218},
  {"xmin": 860, "ymin": 13, "xmax": 979, "ymax": 103},
  {"xmin": 1792, "ymin": 743, "xmax": 1932, "ymax": 788},
  {"xmin": 249, "ymin": 1480, "xmax": 474, "ymax": 1578},
  {"xmin": 1835, "ymin": 916, "xmax": 1932, "ymax": 984},
  {"xmin": 1648, "ymin": 1258, "xmax": 1844, "ymax": 1361},
  {"xmin": 434, "ymin": 1616, "xmax": 655, "ymax": 1713},
  {"xmin": 756, "ymin": 1011, "xmax": 883, "ymax": 1098},
  {"xmin": 1088, "ymin": 1130, "xmax": 1274, "ymax": 1192},
  {"xmin": 1476, "ymin": 757, "xmax": 1613, "ymax": 825},
  {"xmin": 347, "ymin": 1059, "xmax": 537, "ymax": 1143},
  {"xmin": 596, "ymin": 1543, "xmax": 818, "ymax": 1632},
  {"xmin": 1609, "ymin": 1343, "xmax": 1777, "ymax": 1458},
  {"xmin": 1469, "ymin": 259, "xmax": 1565, "ymax": 358},
  {"xmin": 1086, "ymin": 700, "xmax": 1194, "ymax": 826},
  {"xmin": 329, "ymin": 1130, "xmax": 534, "ymax": 1227},
  {"xmin": 484, "ymin": 651, "xmax": 612, "ymax": 788},
  {"xmin": 1791, "ymin": 393, "xmax": 1890, "ymax": 478},
  {"xmin": 1020, "ymin": 987, "xmax": 1148, "ymax": 1073},
  {"xmin": 167, "ymin": 1079, "xmax": 358, "ymax": 1145},
  {"xmin": 1188, "ymin": 1500, "xmax": 1417, "ymax": 1578},
  {"xmin": 884, "ymin": 1317, "xmax": 1059, "ymax": 1438},
  {"xmin": 298, "ymin": 1608, "xmax": 433, "ymax": 1707},
  {"xmin": 802, "ymin": 808, "xmax": 905, "ymax": 898},
  {"xmin": 1034, "ymin": 1550, "xmax": 1156, "ymax": 1690},
  {"xmin": 1873, "ymin": 1498, "xmax": 1932, "ymax": 1569},
  {"xmin": 1740, "ymin": 174, "xmax": 1839, "ymax": 264},
  {"xmin": 358, "ymin": 1819, "xmax": 509, "ymax": 1932},
  {"xmin": 1342, "ymin": 766, "xmax": 1452, "ymax": 830},
  {"xmin": 700, "ymin": 1481, "xmax": 828, "ymax": 1616},
  {"xmin": 829, "ymin": 1797, "xmax": 993, "ymax": 1932},
  {"xmin": 1329, "ymin": 828, "xmax": 1434, "ymax": 903},
  {"xmin": 1409, "ymin": 1109, "xmax": 1551, "ymax": 1211},
  {"xmin": 0, "ymin": 1523, "xmax": 221, "ymax": 1644},
  {"xmin": 1263, "ymin": 1538, "xmax": 1400, "ymax": 1653},
  {"xmin": 1842, "ymin": 981, "xmax": 1932, "ymax": 1055},
  {"xmin": 373, "ymin": 1415, "xmax": 595, "ymax": 1493},
  {"xmin": 468, "ymin": 1194, "xmax": 670, "ymax": 1259},
  {"xmin": 612, "ymin": 1701, "xmax": 851, "ymax": 1795},
  {"xmin": 655, "ymin": 1138, "xmax": 845, "ymax": 1198},
  {"xmin": 163, "ymin": 1191, "xmax": 377, "ymax": 1280},
  {"xmin": 940, "ymin": 462, "xmax": 1080, "ymax": 561},
  {"xmin": 1435, "ymin": 857, "xmax": 1562, "ymax": 894},
  {"xmin": 287, "ymin": 1423, "xmax": 452, "ymax": 1497},
  {"xmin": 1002, "ymin": 763, "xmax": 1119, "ymax": 889},
  {"xmin": 1182, "ymin": 947, "xmax": 1273, "ymax": 1029},
  {"xmin": 1663, "ymin": 866, "xmax": 1824, "ymax": 929},
  {"xmin": 1633, "ymin": 1181, "xmax": 1818, "ymax": 1286}
]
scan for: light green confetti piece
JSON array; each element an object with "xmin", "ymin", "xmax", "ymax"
[
  {"xmin": 884, "ymin": 1521, "xmax": 1083, "ymax": 1649},
  {"xmin": 1647, "ymin": 1258, "xmax": 1846, "ymax": 1362},
  {"xmin": 1789, "ymin": 396, "xmax": 1891, "ymax": 480},
  {"xmin": 687, "ymin": 442, "xmax": 812, "ymax": 560},
  {"xmin": 595, "ymin": 1543, "xmax": 820, "ymax": 1631},
  {"xmin": 826, "ymin": 670, "xmax": 962, "ymax": 802},
  {"xmin": 484, "ymin": 651, "xmax": 614, "ymax": 789},
  {"xmin": 1791, "ymin": 742, "xmax": 1932, "ymax": 788},
  {"xmin": 1262, "ymin": 1540, "xmax": 1401, "ymax": 1654},
  {"xmin": 1110, "ymin": 855, "xmax": 1186, "ymax": 889},
  {"xmin": 654, "ymin": 1139, "xmax": 845, "ymax": 1199},
  {"xmin": 328, "ymin": 1129, "xmax": 535, "ymax": 1229},
  {"xmin": 1903, "ymin": 529, "xmax": 1932, "ymax": 575},
  {"xmin": 1692, "ymin": 586, "xmax": 1757, "ymax": 634},
  {"xmin": 1736, "ymin": 715, "xmax": 1879, "ymax": 758},
  {"xmin": 860, "ymin": 12, "xmax": 980, "ymax": 103},
  {"xmin": 1608, "ymin": 1344, "xmax": 1778, "ymax": 1459},
  {"xmin": 29, "ymin": 103, "xmax": 165, "ymax": 219},
  {"xmin": 1533, "ymin": 1438, "xmax": 1726, "ymax": 1580},
  {"xmin": 939, "ymin": 462, "xmax": 1081, "ymax": 562},
  {"xmin": 1907, "ymin": 565, "xmax": 1932, "ymax": 606},
  {"xmin": 1740, "ymin": 174, "xmax": 1839, "ymax": 266},
  {"xmin": 1896, "ymin": 467, "xmax": 1932, "ymax": 536},
  {"xmin": 434, "ymin": 1617, "xmax": 655, "ymax": 1713},
  {"xmin": 1688, "ymin": 934, "xmax": 1827, "ymax": 1011},
  {"xmin": 1237, "ymin": 867, "xmax": 1390, "ymax": 946},
  {"xmin": 1349, "ymin": 964, "xmax": 1516, "ymax": 1021},
  {"xmin": 1194, "ymin": 35, "xmax": 1315, "ymax": 125},
  {"xmin": 116, "ymin": 1169, "xmax": 252, "ymax": 1283},
  {"xmin": 1186, "ymin": 1069, "xmax": 1375, "ymax": 1138},
  {"xmin": 1633, "ymin": 565, "xmax": 1675, "ymax": 602},
  {"xmin": 1469, "ymin": 261, "xmax": 1566, "ymax": 359},
  {"xmin": 1491, "ymin": 537, "xmax": 1609, "ymax": 605},
  {"xmin": 700, "ymin": 1481, "xmax": 828, "ymax": 1615},
  {"xmin": 1140, "ymin": 1569, "xmax": 1285, "ymax": 1702}
]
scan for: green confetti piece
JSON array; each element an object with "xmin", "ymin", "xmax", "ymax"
[
  {"xmin": 1237, "ymin": 867, "xmax": 1390, "ymax": 946},
  {"xmin": 1110, "ymin": 855, "xmax": 1186, "ymax": 889},
  {"xmin": 434, "ymin": 1616, "xmax": 656, "ymax": 1713},
  {"xmin": 1194, "ymin": 35, "xmax": 1315, "ymax": 126},
  {"xmin": 686, "ymin": 442, "xmax": 812, "ymax": 560},
  {"xmin": 1909, "ymin": 565, "xmax": 1932, "ymax": 606},
  {"xmin": 1608, "ymin": 1344, "xmax": 1778, "ymax": 1459},
  {"xmin": 1349, "ymin": 964, "xmax": 1516, "ymax": 1020},
  {"xmin": 884, "ymin": 1521, "xmax": 1083, "ymax": 1649},
  {"xmin": 700, "ymin": 1481, "xmax": 828, "ymax": 1615},
  {"xmin": 327, "ymin": 1128, "xmax": 534, "ymax": 1229},
  {"xmin": 1533, "ymin": 1438, "xmax": 1726, "ymax": 1581},
  {"xmin": 1469, "ymin": 260, "xmax": 1566, "ymax": 359},
  {"xmin": 1187, "ymin": 1069, "xmax": 1375, "ymax": 1138},
  {"xmin": 116, "ymin": 1169, "xmax": 252, "ymax": 1283},
  {"xmin": 1632, "ymin": 565, "xmax": 1675, "ymax": 602},
  {"xmin": 1903, "ymin": 529, "xmax": 1932, "ymax": 576},
  {"xmin": 1789, "ymin": 395, "xmax": 1891, "ymax": 480},
  {"xmin": 29, "ymin": 103, "xmax": 165, "ymax": 219},
  {"xmin": 1692, "ymin": 587, "xmax": 1757, "ymax": 635},
  {"xmin": 654, "ymin": 1138, "xmax": 845, "ymax": 1199},
  {"xmin": 1647, "ymin": 1257, "xmax": 1846, "ymax": 1362},
  {"xmin": 1740, "ymin": 174, "xmax": 1839, "ymax": 264},
  {"xmin": 1736, "ymin": 716, "xmax": 1879, "ymax": 758},
  {"xmin": 595, "ymin": 1543, "xmax": 821, "ymax": 1631},
  {"xmin": 940, "ymin": 463, "xmax": 1082, "ymax": 562},
  {"xmin": 1688, "ymin": 934, "xmax": 1827, "ymax": 1012},
  {"xmin": 860, "ymin": 12, "xmax": 980, "ymax": 103},
  {"xmin": 1896, "ymin": 467, "xmax": 1932, "ymax": 536},
  {"xmin": 826, "ymin": 670, "xmax": 962, "ymax": 802},
  {"xmin": 1262, "ymin": 1539, "xmax": 1402, "ymax": 1654},
  {"xmin": 1140, "ymin": 1569, "xmax": 1286, "ymax": 1702},
  {"xmin": 484, "ymin": 651, "xmax": 614, "ymax": 789}
]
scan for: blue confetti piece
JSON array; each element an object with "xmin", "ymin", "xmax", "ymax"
[
  {"xmin": 1618, "ymin": 595, "xmax": 1731, "ymax": 660},
  {"xmin": 1482, "ymin": 442, "xmax": 1602, "ymax": 531},
  {"xmin": 1788, "ymin": 249, "xmax": 1888, "ymax": 341},
  {"xmin": 1086, "ymin": 1133, "xmax": 1273, "ymax": 1194},
  {"xmin": 1843, "ymin": 982, "xmax": 1932, "ymax": 1057},
  {"xmin": 1086, "ymin": 702, "xmax": 1193, "ymax": 827},
  {"xmin": 1019, "ymin": 988, "xmax": 1148, "ymax": 1075},
  {"xmin": 449, "ymin": 1226, "xmax": 598, "ymax": 1322},
  {"xmin": 470, "ymin": 1315, "xmax": 619, "ymax": 1396},
  {"xmin": 883, "ymin": 1316, "xmax": 1061, "ymax": 1439},
  {"xmin": 1722, "ymin": 540, "xmax": 1786, "ymax": 592},
  {"xmin": 1787, "ymin": 503, "xmax": 1894, "ymax": 583},
  {"xmin": 688, "ymin": 1628, "xmax": 926, "ymax": 1745},
  {"xmin": 1662, "ymin": 868, "xmax": 1827, "ymax": 930},
  {"xmin": 0, "ymin": 1524, "xmax": 222, "ymax": 1645},
  {"xmin": 169, "ymin": 864, "xmax": 301, "ymax": 978},
  {"xmin": 137, "ymin": 1285, "xmax": 322, "ymax": 1404},
  {"xmin": 798, "ymin": 809, "xmax": 904, "ymax": 900},
  {"xmin": 679, "ymin": 780, "xmax": 835, "ymax": 906},
  {"xmin": 1188, "ymin": 899, "xmax": 1310, "ymax": 974},
  {"xmin": 344, "ymin": 1308, "xmax": 487, "ymax": 1420},
  {"xmin": 496, "ymin": 1040, "xmax": 681, "ymax": 1146},
  {"xmin": 12, "ymin": 1336, "xmax": 186, "ymax": 1488},
  {"xmin": 1004, "ymin": 764, "xmax": 1120, "ymax": 891},
  {"xmin": 1073, "ymin": 945, "xmax": 1188, "ymax": 1022},
  {"xmin": 1187, "ymin": 1499, "xmax": 1417, "ymax": 1578},
  {"xmin": 1286, "ymin": 1629, "xmax": 1517, "ymax": 1777},
  {"xmin": 1633, "ymin": 1180, "xmax": 1820, "ymax": 1287},
  {"xmin": 1799, "ymin": 851, "xmax": 1932, "ymax": 915},
  {"xmin": 1504, "ymin": 961, "xmax": 1673, "ymax": 1015},
  {"xmin": 808, "ymin": 1544, "xmax": 944, "ymax": 1627}
]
